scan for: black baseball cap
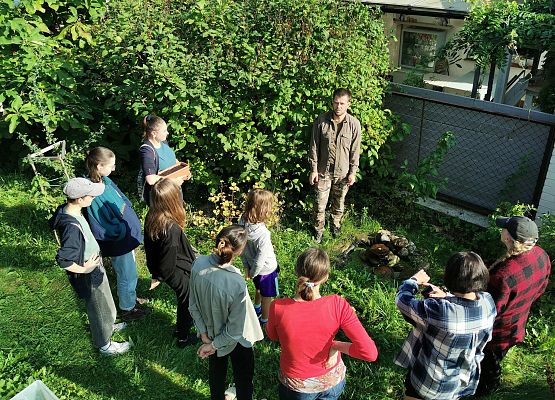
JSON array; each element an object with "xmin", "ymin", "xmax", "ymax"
[{"xmin": 496, "ymin": 216, "xmax": 538, "ymax": 245}]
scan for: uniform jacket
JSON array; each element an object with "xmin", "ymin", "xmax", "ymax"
[{"xmin": 309, "ymin": 111, "xmax": 361, "ymax": 179}]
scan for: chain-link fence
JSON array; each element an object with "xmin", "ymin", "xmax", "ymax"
[{"xmin": 385, "ymin": 84, "xmax": 555, "ymax": 213}]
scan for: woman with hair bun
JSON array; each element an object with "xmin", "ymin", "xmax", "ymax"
[
  {"xmin": 189, "ymin": 225, "xmax": 264, "ymax": 400},
  {"xmin": 266, "ymin": 248, "xmax": 378, "ymax": 400},
  {"xmin": 139, "ymin": 114, "xmax": 185, "ymax": 204}
]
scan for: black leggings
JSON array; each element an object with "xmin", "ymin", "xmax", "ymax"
[
  {"xmin": 164, "ymin": 269, "xmax": 193, "ymax": 339},
  {"xmin": 475, "ymin": 348, "xmax": 508, "ymax": 396},
  {"xmin": 209, "ymin": 344, "xmax": 255, "ymax": 400},
  {"xmin": 404, "ymin": 372, "xmax": 423, "ymax": 399}
]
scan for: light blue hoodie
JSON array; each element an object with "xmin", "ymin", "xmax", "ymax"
[{"xmin": 239, "ymin": 220, "xmax": 278, "ymax": 278}]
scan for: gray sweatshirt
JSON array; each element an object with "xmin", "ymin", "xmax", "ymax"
[
  {"xmin": 188, "ymin": 254, "xmax": 264, "ymax": 356},
  {"xmin": 240, "ymin": 221, "xmax": 278, "ymax": 278}
]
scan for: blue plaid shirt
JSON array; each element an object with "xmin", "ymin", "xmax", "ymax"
[{"xmin": 394, "ymin": 279, "xmax": 496, "ymax": 400}]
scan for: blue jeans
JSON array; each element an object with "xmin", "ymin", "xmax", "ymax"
[
  {"xmin": 111, "ymin": 250, "xmax": 138, "ymax": 311},
  {"xmin": 278, "ymin": 379, "xmax": 346, "ymax": 400}
]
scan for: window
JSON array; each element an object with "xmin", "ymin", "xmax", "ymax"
[{"xmin": 400, "ymin": 28, "xmax": 446, "ymax": 70}]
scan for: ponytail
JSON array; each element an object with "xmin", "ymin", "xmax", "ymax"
[
  {"xmin": 295, "ymin": 248, "xmax": 330, "ymax": 301},
  {"xmin": 215, "ymin": 237, "xmax": 235, "ymax": 265},
  {"xmin": 296, "ymin": 276, "xmax": 319, "ymax": 301},
  {"xmin": 214, "ymin": 224, "xmax": 247, "ymax": 265},
  {"xmin": 85, "ymin": 147, "xmax": 115, "ymax": 183},
  {"xmin": 143, "ymin": 114, "xmax": 166, "ymax": 140}
]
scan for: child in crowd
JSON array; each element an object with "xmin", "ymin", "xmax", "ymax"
[
  {"xmin": 84, "ymin": 147, "xmax": 148, "ymax": 321},
  {"xmin": 266, "ymin": 248, "xmax": 378, "ymax": 400},
  {"xmin": 49, "ymin": 178, "xmax": 130, "ymax": 356},
  {"xmin": 240, "ymin": 189, "xmax": 279, "ymax": 328},
  {"xmin": 476, "ymin": 216, "xmax": 551, "ymax": 396},
  {"xmin": 395, "ymin": 252, "xmax": 496, "ymax": 400},
  {"xmin": 144, "ymin": 179, "xmax": 198, "ymax": 347},
  {"xmin": 189, "ymin": 225, "xmax": 264, "ymax": 400}
]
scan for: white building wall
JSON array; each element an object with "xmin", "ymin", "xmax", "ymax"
[{"xmin": 537, "ymin": 143, "xmax": 555, "ymax": 220}]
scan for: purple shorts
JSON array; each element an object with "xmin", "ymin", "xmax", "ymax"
[{"xmin": 253, "ymin": 270, "xmax": 279, "ymax": 298}]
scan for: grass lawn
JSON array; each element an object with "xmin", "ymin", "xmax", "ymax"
[{"xmin": 0, "ymin": 174, "xmax": 553, "ymax": 399}]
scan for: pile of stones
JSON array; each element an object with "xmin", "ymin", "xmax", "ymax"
[{"xmin": 359, "ymin": 229, "xmax": 428, "ymax": 278}]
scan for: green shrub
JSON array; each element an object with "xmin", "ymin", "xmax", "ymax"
[
  {"xmin": 86, "ymin": 0, "xmax": 392, "ymax": 194},
  {"xmin": 539, "ymin": 213, "xmax": 555, "ymax": 258},
  {"xmin": 0, "ymin": 0, "xmax": 105, "ymax": 141}
]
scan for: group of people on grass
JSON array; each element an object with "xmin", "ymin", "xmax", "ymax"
[{"xmin": 48, "ymin": 89, "xmax": 551, "ymax": 400}]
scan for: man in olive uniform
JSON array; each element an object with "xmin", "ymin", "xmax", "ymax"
[{"xmin": 309, "ymin": 88, "xmax": 361, "ymax": 243}]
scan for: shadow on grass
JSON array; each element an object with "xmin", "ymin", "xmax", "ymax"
[
  {"xmin": 0, "ymin": 201, "xmax": 211, "ymax": 399},
  {"xmin": 8, "ymin": 291, "xmax": 210, "ymax": 400},
  {"xmin": 467, "ymin": 379, "xmax": 555, "ymax": 400}
]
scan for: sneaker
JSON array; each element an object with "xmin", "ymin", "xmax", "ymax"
[
  {"xmin": 176, "ymin": 333, "xmax": 200, "ymax": 348},
  {"xmin": 331, "ymin": 225, "xmax": 341, "ymax": 238},
  {"xmin": 254, "ymin": 305, "xmax": 262, "ymax": 318},
  {"xmin": 121, "ymin": 307, "xmax": 150, "ymax": 321},
  {"xmin": 313, "ymin": 230, "xmax": 323, "ymax": 244},
  {"xmin": 99, "ymin": 341, "xmax": 131, "ymax": 356},
  {"xmin": 259, "ymin": 319, "xmax": 268, "ymax": 331},
  {"xmin": 112, "ymin": 322, "xmax": 127, "ymax": 333},
  {"xmin": 224, "ymin": 386, "xmax": 236, "ymax": 400}
]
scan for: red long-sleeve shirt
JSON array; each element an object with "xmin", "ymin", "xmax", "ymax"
[{"xmin": 266, "ymin": 295, "xmax": 378, "ymax": 379}]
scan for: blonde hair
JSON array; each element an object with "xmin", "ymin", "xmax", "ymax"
[
  {"xmin": 85, "ymin": 147, "xmax": 115, "ymax": 183},
  {"xmin": 490, "ymin": 237, "xmax": 536, "ymax": 270},
  {"xmin": 295, "ymin": 248, "xmax": 330, "ymax": 301},
  {"xmin": 243, "ymin": 189, "xmax": 273, "ymax": 224},
  {"xmin": 145, "ymin": 179, "xmax": 185, "ymax": 241},
  {"xmin": 143, "ymin": 114, "xmax": 166, "ymax": 140}
]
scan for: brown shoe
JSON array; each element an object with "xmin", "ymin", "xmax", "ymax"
[{"xmin": 121, "ymin": 307, "xmax": 150, "ymax": 321}]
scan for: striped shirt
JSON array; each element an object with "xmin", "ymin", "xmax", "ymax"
[{"xmin": 394, "ymin": 279, "xmax": 496, "ymax": 400}]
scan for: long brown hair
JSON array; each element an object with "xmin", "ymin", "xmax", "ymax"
[
  {"xmin": 85, "ymin": 147, "xmax": 115, "ymax": 183},
  {"xmin": 145, "ymin": 179, "xmax": 185, "ymax": 240},
  {"xmin": 295, "ymin": 248, "xmax": 330, "ymax": 301},
  {"xmin": 143, "ymin": 114, "xmax": 166, "ymax": 140},
  {"xmin": 243, "ymin": 189, "xmax": 273, "ymax": 224},
  {"xmin": 214, "ymin": 225, "xmax": 247, "ymax": 265}
]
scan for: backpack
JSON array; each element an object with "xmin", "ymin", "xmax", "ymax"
[{"xmin": 137, "ymin": 142, "xmax": 158, "ymax": 203}]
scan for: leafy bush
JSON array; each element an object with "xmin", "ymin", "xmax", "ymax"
[
  {"xmin": 539, "ymin": 212, "xmax": 555, "ymax": 258},
  {"xmin": 86, "ymin": 0, "xmax": 391, "ymax": 194},
  {"xmin": 0, "ymin": 0, "xmax": 105, "ymax": 141},
  {"xmin": 401, "ymin": 70, "xmax": 425, "ymax": 88},
  {"xmin": 368, "ymin": 127, "xmax": 456, "ymax": 209}
]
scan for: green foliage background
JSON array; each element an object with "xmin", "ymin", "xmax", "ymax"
[{"xmin": 1, "ymin": 0, "xmax": 391, "ymax": 195}]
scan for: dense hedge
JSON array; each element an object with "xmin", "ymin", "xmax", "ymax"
[
  {"xmin": 0, "ymin": 0, "xmax": 105, "ymax": 140},
  {"xmin": 2, "ymin": 0, "xmax": 391, "ymax": 195}
]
